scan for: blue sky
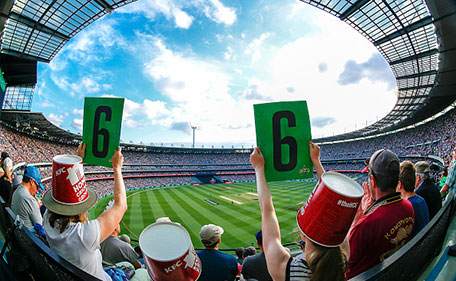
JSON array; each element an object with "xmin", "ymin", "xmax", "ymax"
[{"xmin": 33, "ymin": 0, "xmax": 396, "ymax": 147}]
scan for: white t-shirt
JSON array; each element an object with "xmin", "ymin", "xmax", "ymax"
[
  {"xmin": 3, "ymin": 157, "xmax": 12, "ymax": 171},
  {"xmin": 43, "ymin": 211, "xmax": 111, "ymax": 281}
]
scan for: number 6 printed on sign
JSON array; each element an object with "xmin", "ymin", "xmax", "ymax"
[
  {"xmin": 82, "ymin": 97, "xmax": 124, "ymax": 168},
  {"xmin": 254, "ymin": 101, "xmax": 313, "ymax": 182}
]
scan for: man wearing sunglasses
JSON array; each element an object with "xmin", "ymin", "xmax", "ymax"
[{"xmin": 11, "ymin": 166, "xmax": 45, "ymax": 229}]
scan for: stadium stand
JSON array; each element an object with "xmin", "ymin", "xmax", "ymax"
[{"xmin": 0, "ymin": 0, "xmax": 455, "ymax": 279}]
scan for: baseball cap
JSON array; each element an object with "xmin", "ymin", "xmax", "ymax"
[
  {"xmin": 200, "ymin": 224, "xmax": 224, "ymax": 246},
  {"xmin": 24, "ymin": 166, "xmax": 45, "ymax": 191},
  {"xmin": 12, "ymin": 174, "xmax": 23, "ymax": 188},
  {"xmin": 369, "ymin": 149, "xmax": 400, "ymax": 177},
  {"xmin": 255, "ymin": 230, "xmax": 263, "ymax": 246},
  {"xmin": 415, "ymin": 161, "xmax": 431, "ymax": 174}
]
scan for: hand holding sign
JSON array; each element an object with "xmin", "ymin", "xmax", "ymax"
[
  {"xmin": 254, "ymin": 101, "xmax": 313, "ymax": 182},
  {"xmin": 82, "ymin": 97, "xmax": 124, "ymax": 167}
]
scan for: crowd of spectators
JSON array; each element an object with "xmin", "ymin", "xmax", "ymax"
[
  {"xmin": 3, "ymin": 106, "xmax": 456, "ymax": 172},
  {"xmin": 320, "ymin": 107, "xmax": 456, "ymax": 165}
]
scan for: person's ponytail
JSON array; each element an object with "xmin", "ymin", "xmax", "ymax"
[{"xmin": 307, "ymin": 244, "xmax": 346, "ymax": 281}]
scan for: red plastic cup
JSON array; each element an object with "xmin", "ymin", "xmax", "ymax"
[
  {"xmin": 52, "ymin": 155, "xmax": 88, "ymax": 204},
  {"xmin": 139, "ymin": 222, "xmax": 201, "ymax": 281},
  {"xmin": 297, "ymin": 171, "xmax": 363, "ymax": 247}
]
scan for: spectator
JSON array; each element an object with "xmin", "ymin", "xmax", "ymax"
[
  {"xmin": 197, "ymin": 224, "xmax": 238, "ymax": 281},
  {"xmin": 42, "ymin": 145, "xmax": 130, "ymax": 281},
  {"xmin": 242, "ymin": 246, "xmax": 256, "ymax": 259},
  {"xmin": 235, "ymin": 247, "xmax": 245, "ymax": 265},
  {"xmin": 100, "ymin": 224, "xmax": 142, "ymax": 269},
  {"xmin": 241, "ymin": 230, "xmax": 273, "ymax": 281},
  {"xmin": 250, "ymin": 143, "xmax": 347, "ymax": 281},
  {"xmin": 0, "ymin": 152, "xmax": 14, "ymax": 205},
  {"xmin": 439, "ymin": 168, "xmax": 448, "ymax": 189},
  {"xmin": 10, "ymin": 166, "xmax": 44, "ymax": 229},
  {"xmin": 415, "ymin": 161, "xmax": 442, "ymax": 219},
  {"xmin": 119, "ymin": 234, "xmax": 131, "ymax": 244},
  {"xmin": 398, "ymin": 161, "xmax": 429, "ymax": 237},
  {"xmin": 440, "ymin": 148, "xmax": 456, "ymax": 197},
  {"xmin": 346, "ymin": 148, "xmax": 415, "ymax": 279},
  {"xmin": 1, "ymin": 152, "xmax": 13, "ymax": 182}
]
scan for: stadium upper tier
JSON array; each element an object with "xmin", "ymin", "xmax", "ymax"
[
  {"xmin": 1, "ymin": 105, "xmax": 455, "ymax": 167},
  {"xmin": 0, "ymin": 0, "xmax": 455, "ymax": 139}
]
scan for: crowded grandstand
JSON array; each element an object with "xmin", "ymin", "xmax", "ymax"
[{"xmin": 0, "ymin": 0, "xmax": 456, "ymax": 280}]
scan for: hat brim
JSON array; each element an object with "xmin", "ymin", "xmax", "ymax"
[{"xmin": 42, "ymin": 188, "xmax": 98, "ymax": 216}]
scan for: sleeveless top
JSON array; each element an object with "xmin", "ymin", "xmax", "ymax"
[{"xmin": 285, "ymin": 257, "xmax": 312, "ymax": 281}]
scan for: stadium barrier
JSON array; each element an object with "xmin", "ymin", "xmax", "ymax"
[{"xmin": 350, "ymin": 192, "xmax": 455, "ymax": 280}]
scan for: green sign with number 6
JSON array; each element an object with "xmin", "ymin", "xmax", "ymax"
[
  {"xmin": 82, "ymin": 97, "xmax": 124, "ymax": 167},
  {"xmin": 254, "ymin": 101, "xmax": 313, "ymax": 182}
]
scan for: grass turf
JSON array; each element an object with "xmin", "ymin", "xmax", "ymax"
[{"xmin": 90, "ymin": 181, "xmax": 316, "ymax": 249}]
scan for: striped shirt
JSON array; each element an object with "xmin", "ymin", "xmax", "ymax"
[
  {"xmin": 446, "ymin": 162, "xmax": 456, "ymax": 191},
  {"xmin": 285, "ymin": 257, "xmax": 312, "ymax": 281}
]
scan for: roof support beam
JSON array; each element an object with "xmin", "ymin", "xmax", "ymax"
[
  {"xmin": 93, "ymin": 0, "xmax": 114, "ymax": 13},
  {"xmin": 0, "ymin": 12, "xmax": 70, "ymax": 41},
  {"xmin": 339, "ymin": 0, "xmax": 370, "ymax": 21},
  {"xmin": 396, "ymin": 70, "xmax": 437, "ymax": 80},
  {"xmin": 374, "ymin": 16, "xmax": 434, "ymax": 46},
  {"xmin": 389, "ymin": 49, "xmax": 439, "ymax": 65},
  {"xmin": 0, "ymin": 48, "xmax": 50, "ymax": 63},
  {"xmin": 398, "ymin": 84, "xmax": 434, "ymax": 91},
  {"xmin": 398, "ymin": 95, "xmax": 429, "ymax": 99}
]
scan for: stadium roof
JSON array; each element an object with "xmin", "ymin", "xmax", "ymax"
[
  {"xmin": 0, "ymin": 0, "xmax": 455, "ymax": 142},
  {"xmin": 0, "ymin": 0, "xmax": 136, "ymax": 110},
  {"xmin": 1, "ymin": 110, "xmax": 81, "ymax": 143},
  {"xmin": 307, "ymin": 0, "xmax": 456, "ymax": 142}
]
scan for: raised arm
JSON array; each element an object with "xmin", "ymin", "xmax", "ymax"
[
  {"xmin": 250, "ymin": 147, "xmax": 290, "ymax": 281},
  {"xmin": 310, "ymin": 141, "xmax": 325, "ymax": 179},
  {"xmin": 97, "ymin": 148, "xmax": 127, "ymax": 243}
]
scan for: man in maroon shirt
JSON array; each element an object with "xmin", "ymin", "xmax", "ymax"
[{"xmin": 346, "ymin": 149, "xmax": 415, "ymax": 279}]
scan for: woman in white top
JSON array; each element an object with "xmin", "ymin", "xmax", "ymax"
[
  {"xmin": 43, "ymin": 144, "xmax": 127, "ymax": 281},
  {"xmin": 250, "ymin": 142, "xmax": 348, "ymax": 281}
]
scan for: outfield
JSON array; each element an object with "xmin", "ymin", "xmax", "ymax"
[{"xmin": 91, "ymin": 181, "xmax": 316, "ymax": 249}]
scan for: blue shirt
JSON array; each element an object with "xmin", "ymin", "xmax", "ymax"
[
  {"xmin": 197, "ymin": 249, "xmax": 238, "ymax": 281},
  {"xmin": 408, "ymin": 194, "xmax": 429, "ymax": 237}
]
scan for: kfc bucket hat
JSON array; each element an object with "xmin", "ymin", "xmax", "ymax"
[
  {"xmin": 43, "ymin": 188, "xmax": 97, "ymax": 216},
  {"xmin": 42, "ymin": 155, "xmax": 97, "ymax": 216}
]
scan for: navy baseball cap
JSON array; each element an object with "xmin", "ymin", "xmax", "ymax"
[
  {"xmin": 255, "ymin": 230, "xmax": 263, "ymax": 246},
  {"xmin": 369, "ymin": 149, "xmax": 400, "ymax": 177},
  {"xmin": 24, "ymin": 166, "xmax": 45, "ymax": 191}
]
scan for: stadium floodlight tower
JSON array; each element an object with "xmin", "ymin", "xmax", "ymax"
[{"xmin": 191, "ymin": 123, "xmax": 197, "ymax": 148}]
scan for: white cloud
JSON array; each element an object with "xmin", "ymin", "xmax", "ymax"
[
  {"xmin": 245, "ymin": 32, "xmax": 272, "ymax": 62},
  {"xmin": 172, "ymin": 8, "xmax": 193, "ymax": 28},
  {"xmin": 71, "ymin": 118, "xmax": 83, "ymax": 131},
  {"xmin": 142, "ymin": 100, "xmax": 170, "ymax": 119},
  {"xmin": 40, "ymin": 101, "xmax": 55, "ymax": 108},
  {"xmin": 47, "ymin": 113, "xmax": 65, "ymax": 126},
  {"xmin": 102, "ymin": 94, "xmax": 171, "ymax": 128},
  {"xmin": 224, "ymin": 46, "xmax": 234, "ymax": 60},
  {"xmin": 51, "ymin": 74, "xmax": 106, "ymax": 95},
  {"xmin": 201, "ymin": 0, "xmax": 236, "ymax": 25},
  {"xmin": 139, "ymin": 39, "xmax": 257, "ymax": 143},
  {"xmin": 72, "ymin": 109, "xmax": 83, "ymax": 116},
  {"xmin": 117, "ymin": 0, "xmax": 236, "ymax": 28}
]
